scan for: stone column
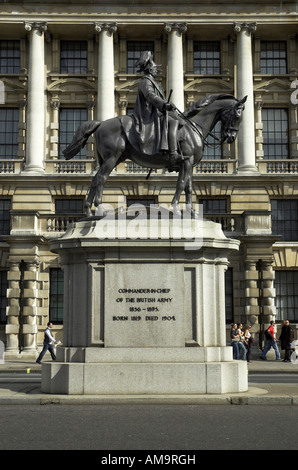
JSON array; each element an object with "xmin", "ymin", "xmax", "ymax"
[
  {"xmin": 259, "ymin": 260, "xmax": 276, "ymax": 324},
  {"xmin": 5, "ymin": 262, "xmax": 21, "ymax": 358},
  {"xmin": 24, "ymin": 22, "xmax": 46, "ymax": 172},
  {"xmin": 234, "ymin": 22, "xmax": 258, "ymax": 173},
  {"xmin": 244, "ymin": 260, "xmax": 260, "ymax": 325},
  {"xmin": 164, "ymin": 23, "xmax": 187, "ymax": 111},
  {"xmin": 95, "ymin": 22, "xmax": 117, "ymax": 121},
  {"xmin": 22, "ymin": 262, "xmax": 39, "ymax": 357}
]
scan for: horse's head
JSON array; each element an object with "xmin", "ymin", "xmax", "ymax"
[{"xmin": 220, "ymin": 96, "xmax": 247, "ymax": 143}]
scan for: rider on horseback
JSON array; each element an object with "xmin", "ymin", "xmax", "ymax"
[{"xmin": 132, "ymin": 51, "xmax": 184, "ymax": 170}]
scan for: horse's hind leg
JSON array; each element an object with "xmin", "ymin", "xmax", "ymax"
[
  {"xmin": 93, "ymin": 155, "xmax": 118, "ymax": 216},
  {"xmin": 85, "ymin": 174, "xmax": 98, "ymax": 217}
]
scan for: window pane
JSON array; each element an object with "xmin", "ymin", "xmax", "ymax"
[
  {"xmin": 0, "ymin": 199, "xmax": 11, "ymax": 236},
  {"xmin": 0, "ymin": 271, "xmax": 8, "ymax": 324},
  {"xmin": 275, "ymin": 270, "xmax": 298, "ymax": 322},
  {"xmin": 49, "ymin": 268, "xmax": 64, "ymax": 324},
  {"xmin": 262, "ymin": 108, "xmax": 289, "ymax": 159},
  {"xmin": 0, "ymin": 109, "xmax": 19, "ymax": 159},
  {"xmin": 199, "ymin": 199, "xmax": 227, "ymax": 214},
  {"xmin": 0, "ymin": 40, "xmax": 20, "ymax": 74},
  {"xmin": 260, "ymin": 41, "xmax": 287, "ymax": 74},
  {"xmin": 55, "ymin": 199, "xmax": 84, "ymax": 213},
  {"xmin": 59, "ymin": 108, "xmax": 88, "ymax": 159},
  {"xmin": 202, "ymin": 122, "xmax": 222, "ymax": 159},
  {"xmin": 271, "ymin": 199, "xmax": 298, "ymax": 241},
  {"xmin": 60, "ymin": 41, "xmax": 87, "ymax": 74},
  {"xmin": 194, "ymin": 41, "xmax": 221, "ymax": 75}
]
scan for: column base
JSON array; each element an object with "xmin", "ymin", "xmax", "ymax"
[
  {"xmin": 237, "ymin": 165, "xmax": 259, "ymax": 174},
  {"xmin": 22, "ymin": 164, "xmax": 45, "ymax": 174}
]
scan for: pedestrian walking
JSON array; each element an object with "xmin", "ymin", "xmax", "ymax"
[
  {"xmin": 279, "ymin": 319, "xmax": 294, "ymax": 362},
  {"xmin": 36, "ymin": 322, "xmax": 57, "ymax": 364},
  {"xmin": 260, "ymin": 320, "xmax": 281, "ymax": 360}
]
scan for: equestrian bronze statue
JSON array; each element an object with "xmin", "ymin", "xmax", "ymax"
[{"xmin": 63, "ymin": 51, "xmax": 246, "ymax": 218}]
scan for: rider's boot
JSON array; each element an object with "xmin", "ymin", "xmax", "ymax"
[{"xmin": 167, "ymin": 121, "xmax": 184, "ymax": 169}]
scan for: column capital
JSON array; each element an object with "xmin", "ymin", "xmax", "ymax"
[
  {"xmin": 94, "ymin": 22, "xmax": 117, "ymax": 34},
  {"xmin": 164, "ymin": 22, "xmax": 187, "ymax": 34},
  {"xmin": 233, "ymin": 22, "xmax": 257, "ymax": 35},
  {"xmin": 24, "ymin": 21, "xmax": 47, "ymax": 33},
  {"xmin": 50, "ymin": 99, "xmax": 60, "ymax": 110}
]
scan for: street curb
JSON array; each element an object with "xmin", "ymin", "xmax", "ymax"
[{"xmin": 1, "ymin": 388, "xmax": 298, "ymax": 406}]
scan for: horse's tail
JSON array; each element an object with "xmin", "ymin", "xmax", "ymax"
[{"xmin": 63, "ymin": 120, "xmax": 101, "ymax": 160}]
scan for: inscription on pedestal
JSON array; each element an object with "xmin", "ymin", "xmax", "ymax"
[{"xmin": 105, "ymin": 264, "xmax": 184, "ymax": 347}]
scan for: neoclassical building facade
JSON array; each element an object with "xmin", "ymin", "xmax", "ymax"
[{"xmin": 0, "ymin": 0, "xmax": 298, "ymax": 358}]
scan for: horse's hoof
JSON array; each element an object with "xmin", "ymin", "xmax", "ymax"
[
  {"xmin": 172, "ymin": 204, "xmax": 182, "ymax": 217},
  {"xmin": 85, "ymin": 203, "xmax": 92, "ymax": 218},
  {"xmin": 95, "ymin": 205, "xmax": 107, "ymax": 218},
  {"xmin": 186, "ymin": 205, "xmax": 200, "ymax": 219}
]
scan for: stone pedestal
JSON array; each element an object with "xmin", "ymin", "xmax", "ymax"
[{"xmin": 41, "ymin": 214, "xmax": 247, "ymax": 395}]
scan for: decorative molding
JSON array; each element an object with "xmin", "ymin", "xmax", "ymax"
[
  {"xmin": 24, "ymin": 21, "xmax": 47, "ymax": 33},
  {"xmin": 233, "ymin": 22, "xmax": 257, "ymax": 35},
  {"xmin": 164, "ymin": 23, "xmax": 187, "ymax": 34},
  {"xmin": 94, "ymin": 22, "xmax": 117, "ymax": 34}
]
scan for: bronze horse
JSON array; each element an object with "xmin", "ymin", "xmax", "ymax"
[{"xmin": 63, "ymin": 94, "xmax": 246, "ymax": 217}]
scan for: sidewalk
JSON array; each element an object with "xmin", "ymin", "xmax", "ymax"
[{"xmin": 0, "ymin": 357, "xmax": 297, "ymax": 405}]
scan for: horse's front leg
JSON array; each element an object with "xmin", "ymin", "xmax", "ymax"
[{"xmin": 171, "ymin": 163, "xmax": 186, "ymax": 216}]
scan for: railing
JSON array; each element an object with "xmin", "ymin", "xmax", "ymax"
[
  {"xmin": 45, "ymin": 214, "xmax": 85, "ymax": 233},
  {"xmin": 45, "ymin": 160, "xmax": 95, "ymax": 174},
  {"xmin": 196, "ymin": 159, "xmax": 235, "ymax": 174},
  {"xmin": 204, "ymin": 213, "xmax": 244, "ymax": 236},
  {"xmin": 125, "ymin": 162, "xmax": 159, "ymax": 174},
  {"xmin": 42, "ymin": 212, "xmax": 245, "ymax": 237},
  {"xmin": 0, "ymin": 159, "xmax": 24, "ymax": 174},
  {"xmin": 258, "ymin": 159, "xmax": 298, "ymax": 174}
]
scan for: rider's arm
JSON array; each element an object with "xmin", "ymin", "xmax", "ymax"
[{"xmin": 140, "ymin": 78, "xmax": 167, "ymax": 112}]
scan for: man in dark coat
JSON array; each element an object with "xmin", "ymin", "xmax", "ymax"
[
  {"xmin": 129, "ymin": 51, "xmax": 183, "ymax": 168},
  {"xmin": 279, "ymin": 320, "xmax": 294, "ymax": 362}
]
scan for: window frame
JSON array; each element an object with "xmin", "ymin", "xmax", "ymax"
[
  {"xmin": 59, "ymin": 108, "xmax": 88, "ymax": 159},
  {"xmin": 271, "ymin": 199, "xmax": 298, "ymax": 242},
  {"xmin": 60, "ymin": 40, "xmax": 88, "ymax": 74},
  {"xmin": 0, "ymin": 108, "xmax": 19, "ymax": 159},
  {"xmin": 49, "ymin": 268, "xmax": 64, "ymax": 324},
  {"xmin": 260, "ymin": 41, "xmax": 287, "ymax": 75},
  {"xmin": 193, "ymin": 41, "xmax": 221, "ymax": 75},
  {"xmin": 0, "ymin": 40, "xmax": 20, "ymax": 74},
  {"xmin": 275, "ymin": 270, "xmax": 298, "ymax": 322},
  {"xmin": 262, "ymin": 108, "xmax": 289, "ymax": 160}
]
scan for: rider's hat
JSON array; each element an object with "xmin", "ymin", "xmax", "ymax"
[{"xmin": 135, "ymin": 51, "xmax": 160, "ymax": 73}]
